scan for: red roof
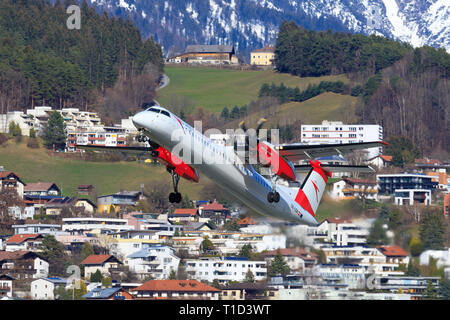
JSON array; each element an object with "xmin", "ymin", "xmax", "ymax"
[
  {"xmin": 0, "ymin": 171, "xmax": 21, "ymax": 179},
  {"xmin": 0, "ymin": 250, "xmax": 34, "ymax": 261},
  {"xmin": 377, "ymin": 245, "xmax": 409, "ymax": 257},
  {"xmin": 172, "ymin": 208, "xmax": 197, "ymax": 216},
  {"xmin": 6, "ymin": 234, "xmax": 42, "ymax": 244},
  {"xmin": 324, "ymin": 218, "xmax": 352, "ymax": 224},
  {"xmin": 200, "ymin": 202, "xmax": 227, "ymax": 211},
  {"xmin": 380, "ymin": 155, "xmax": 393, "ymax": 162},
  {"xmin": 132, "ymin": 280, "xmax": 220, "ymax": 293},
  {"xmin": 238, "ymin": 217, "xmax": 257, "ymax": 226},
  {"xmin": 81, "ymin": 254, "xmax": 121, "ymax": 265}
]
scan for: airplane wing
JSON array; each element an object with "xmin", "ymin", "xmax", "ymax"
[
  {"xmin": 294, "ymin": 164, "xmax": 376, "ymax": 173},
  {"xmin": 275, "ymin": 141, "xmax": 387, "ymax": 163}
]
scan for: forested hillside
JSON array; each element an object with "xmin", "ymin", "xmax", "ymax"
[
  {"xmin": 0, "ymin": 0, "xmax": 163, "ymax": 116},
  {"xmin": 274, "ymin": 21, "xmax": 450, "ymax": 156}
]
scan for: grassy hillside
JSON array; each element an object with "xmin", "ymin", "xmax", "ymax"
[
  {"xmin": 157, "ymin": 65, "xmax": 351, "ymax": 113},
  {"xmin": 224, "ymin": 92, "xmax": 358, "ymax": 129},
  {"xmin": 0, "ymin": 139, "xmax": 207, "ymax": 199}
]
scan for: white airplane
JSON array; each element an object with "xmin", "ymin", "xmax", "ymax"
[{"xmin": 77, "ymin": 106, "xmax": 386, "ymax": 226}]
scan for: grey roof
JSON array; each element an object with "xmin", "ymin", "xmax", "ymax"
[
  {"xmin": 83, "ymin": 287, "xmax": 121, "ymax": 299},
  {"xmin": 185, "ymin": 45, "xmax": 234, "ymax": 54}
]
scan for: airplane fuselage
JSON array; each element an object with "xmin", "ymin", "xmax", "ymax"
[{"xmin": 132, "ymin": 107, "xmax": 319, "ymax": 226}]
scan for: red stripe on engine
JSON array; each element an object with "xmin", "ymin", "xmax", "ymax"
[{"xmin": 294, "ymin": 189, "xmax": 315, "ymax": 217}]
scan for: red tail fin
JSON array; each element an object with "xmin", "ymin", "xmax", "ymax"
[{"xmin": 294, "ymin": 160, "xmax": 331, "ymax": 217}]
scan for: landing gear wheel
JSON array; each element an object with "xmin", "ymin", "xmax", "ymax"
[
  {"xmin": 169, "ymin": 192, "xmax": 182, "ymax": 203},
  {"xmin": 168, "ymin": 169, "xmax": 182, "ymax": 203},
  {"xmin": 267, "ymin": 191, "xmax": 280, "ymax": 203},
  {"xmin": 273, "ymin": 191, "xmax": 280, "ymax": 203}
]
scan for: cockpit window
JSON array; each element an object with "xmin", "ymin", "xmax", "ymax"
[
  {"xmin": 160, "ymin": 110, "xmax": 171, "ymax": 117},
  {"xmin": 147, "ymin": 108, "xmax": 160, "ymax": 113}
]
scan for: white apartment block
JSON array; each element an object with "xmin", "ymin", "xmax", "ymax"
[
  {"xmin": 62, "ymin": 217, "xmax": 134, "ymax": 234},
  {"xmin": 310, "ymin": 219, "xmax": 370, "ymax": 248},
  {"xmin": 127, "ymin": 245, "xmax": 180, "ymax": 280},
  {"xmin": 314, "ymin": 264, "xmax": 367, "ymax": 289},
  {"xmin": 301, "ymin": 121, "xmax": 383, "ymax": 159},
  {"xmin": 185, "ymin": 257, "xmax": 267, "ymax": 284},
  {"xmin": 322, "ymin": 246, "xmax": 405, "ymax": 277},
  {"xmin": 12, "ymin": 224, "xmax": 61, "ymax": 235},
  {"xmin": 109, "ymin": 230, "xmax": 160, "ymax": 260}
]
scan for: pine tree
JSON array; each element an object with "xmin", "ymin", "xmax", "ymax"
[
  {"xmin": 419, "ymin": 208, "xmax": 445, "ymax": 250},
  {"xmin": 44, "ymin": 111, "xmax": 67, "ymax": 150},
  {"xmin": 268, "ymin": 250, "xmax": 290, "ymax": 277}
]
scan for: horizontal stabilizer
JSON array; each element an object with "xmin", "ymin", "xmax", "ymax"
[{"xmin": 294, "ymin": 164, "xmax": 375, "ymax": 173}]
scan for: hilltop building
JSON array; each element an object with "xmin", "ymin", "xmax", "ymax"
[
  {"xmin": 330, "ymin": 177, "xmax": 378, "ymax": 201},
  {"xmin": 167, "ymin": 45, "xmax": 239, "ymax": 65},
  {"xmin": 250, "ymin": 45, "xmax": 275, "ymax": 66},
  {"xmin": 301, "ymin": 120, "xmax": 383, "ymax": 159}
]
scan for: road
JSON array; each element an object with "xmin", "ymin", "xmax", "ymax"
[{"xmin": 152, "ymin": 73, "xmax": 169, "ymax": 107}]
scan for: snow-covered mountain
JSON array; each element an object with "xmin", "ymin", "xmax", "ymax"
[{"xmin": 85, "ymin": 0, "xmax": 449, "ymax": 59}]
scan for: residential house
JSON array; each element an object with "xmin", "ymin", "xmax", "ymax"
[
  {"xmin": 12, "ymin": 224, "xmax": 61, "ymax": 235},
  {"xmin": 43, "ymin": 197, "xmax": 75, "ymax": 216},
  {"xmin": 237, "ymin": 217, "xmax": 257, "ymax": 228},
  {"xmin": 184, "ymin": 257, "xmax": 267, "ymax": 284},
  {"xmin": 167, "ymin": 45, "xmax": 238, "ymax": 65},
  {"xmin": 0, "ymin": 171, "xmax": 25, "ymax": 198},
  {"xmin": 330, "ymin": 178, "xmax": 378, "ymax": 201},
  {"xmin": 73, "ymin": 198, "xmax": 97, "ymax": 214},
  {"xmin": 97, "ymin": 191, "xmax": 142, "ymax": 214},
  {"xmin": 198, "ymin": 202, "xmax": 230, "ymax": 226},
  {"xmin": 250, "ymin": 45, "xmax": 275, "ymax": 66},
  {"xmin": 127, "ymin": 245, "xmax": 180, "ymax": 280},
  {"xmin": 31, "ymin": 277, "xmax": 69, "ymax": 300},
  {"xmin": 23, "ymin": 183, "xmax": 60, "ymax": 197},
  {"xmin": 0, "ymin": 250, "xmax": 49, "ymax": 279},
  {"xmin": 419, "ymin": 248, "xmax": 450, "ymax": 278},
  {"xmin": 83, "ymin": 287, "xmax": 134, "ymax": 300},
  {"xmin": 368, "ymin": 155, "xmax": 392, "ymax": 168},
  {"xmin": 7, "ymin": 206, "xmax": 35, "ymax": 220},
  {"xmin": 377, "ymin": 245, "xmax": 410, "ymax": 266},
  {"xmin": 220, "ymin": 282, "xmax": 277, "ymax": 300},
  {"xmin": 169, "ymin": 208, "xmax": 198, "ymax": 223},
  {"xmin": 0, "ymin": 274, "xmax": 14, "ymax": 298},
  {"xmin": 81, "ymin": 254, "xmax": 123, "ymax": 279},
  {"xmin": 5, "ymin": 234, "xmax": 44, "ymax": 252},
  {"xmin": 109, "ymin": 230, "xmax": 160, "ymax": 260},
  {"xmin": 261, "ymin": 248, "xmax": 318, "ymax": 272},
  {"xmin": 131, "ymin": 279, "xmax": 221, "ymax": 300}
]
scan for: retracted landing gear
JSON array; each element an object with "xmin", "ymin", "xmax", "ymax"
[{"xmin": 169, "ymin": 169, "xmax": 182, "ymax": 203}]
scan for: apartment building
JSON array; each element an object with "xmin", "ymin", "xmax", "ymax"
[
  {"xmin": 62, "ymin": 217, "xmax": 134, "ymax": 234},
  {"xmin": 330, "ymin": 178, "xmax": 378, "ymax": 200},
  {"xmin": 301, "ymin": 121, "xmax": 383, "ymax": 159},
  {"xmin": 127, "ymin": 245, "xmax": 180, "ymax": 280},
  {"xmin": 184, "ymin": 257, "xmax": 267, "ymax": 284},
  {"xmin": 321, "ymin": 245, "xmax": 405, "ymax": 276},
  {"xmin": 377, "ymin": 173, "xmax": 437, "ymax": 205},
  {"xmin": 308, "ymin": 218, "xmax": 369, "ymax": 248}
]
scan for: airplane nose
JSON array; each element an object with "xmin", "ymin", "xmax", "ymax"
[{"xmin": 132, "ymin": 111, "xmax": 146, "ymax": 129}]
